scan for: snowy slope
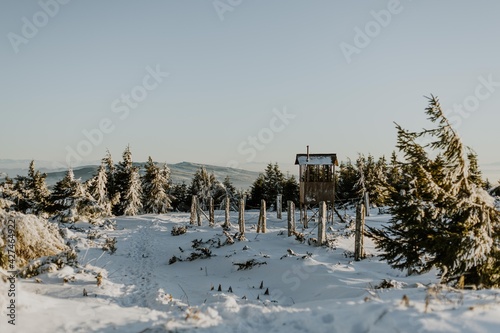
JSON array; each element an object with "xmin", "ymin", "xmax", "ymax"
[{"xmin": 2, "ymin": 210, "xmax": 500, "ymax": 332}]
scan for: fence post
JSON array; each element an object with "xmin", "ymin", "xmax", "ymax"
[
  {"xmin": 257, "ymin": 199, "xmax": 266, "ymax": 233},
  {"xmin": 238, "ymin": 196, "xmax": 246, "ymax": 235},
  {"xmin": 364, "ymin": 192, "xmax": 370, "ymax": 217},
  {"xmin": 196, "ymin": 196, "xmax": 202, "ymax": 226},
  {"xmin": 277, "ymin": 194, "xmax": 282, "ymax": 219},
  {"xmin": 287, "ymin": 201, "xmax": 295, "ymax": 236},
  {"xmin": 318, "ymin": 201, "xmax": 326, "ymax": 246},
  {"xmin": 209, "ymin": 197, "xmax": 215, "ymax": 227},
  {"xmin": 355, "ymin": 203, "xmax": 366, "ymax": 261},
  {"xmin": 190, "ymin": 195, "xmax": 197, "ymax": 225},
  {"xmin": 223, "ymin": 196, "xmax": 231, "ymax": 229}
]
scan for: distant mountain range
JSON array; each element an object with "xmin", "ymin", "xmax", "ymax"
[{"xmin": 0, "ymin": 160, "xmax": 261, "ymax": 190}]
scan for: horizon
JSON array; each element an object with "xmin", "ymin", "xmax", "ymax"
[{"xmin": 1, "ymin": 1, "xmax": 500, "ymax": 182}]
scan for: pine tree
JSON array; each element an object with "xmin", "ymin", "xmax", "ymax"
[
  {"xmin": 248, "ymin": 163, "xmax": 289, "ymax": 209},
  {"xmin": 189, "ymin": 166, "xmax": 218, "ymax": 209},
  {"xmin": 102, "ymin": 150, "xmax": 120, "ymax": 212},
  {"xmin": 368, "ymin": 95, "xmax": 500, "ymax": 287},
  {"xmin": 170, "ymin": 182, "xmax": 190, "ymax": 212},
  {"xmin": 282, "ymin": 175, "xmax": 299, "ymax": 205},
  {"xmin": 50, "ymin": 168, "xmax": 99, "ymax": 222},
  {"xmin": 87, "ymin": 163, "xmax": 112, "ymax": 217},
  {"xmin": 114, "ymin": 146, "xmax": 136, "ymax": 215},
  {"xmin": 11, "ymin": 160, "xmax": 50, "ymax": 215},
  {"xmin": 337, "ymin": 160, "xmax": 358, "ymax": 207},
  {"xmin": 142, "ymin": 157, "xmax": 171, "ymax": 214},
  {"xmin": 123, "ymin": 166, "xmax": 142, "ymax": 216}
]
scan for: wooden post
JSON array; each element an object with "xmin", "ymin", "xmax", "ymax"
[
  {"xmin": 303, "ymin": 205, "xmax": 308, "ymax": 229},
  {"xmin": 257, "ymin": 199, "xmax": 266, "ymax": 233},
  {"xmin": 196, "ymin": 196, "xmax": 202, "ymax": 226},
  {"xmin": 209, "ymin": 197, "xmax": 215, "ymax": 227},
  {"xmin": 223, "ymin": 196, "xmax": 231, "ymax": 229},
  {"xmin": 276, "ymin": 194, "xmax": 282, "ymax": 219},
  {"xmin": 318, "ymin": 201, "xmax": 326, "ymax": 246},
  {"xmin": 238, "ymin": 196, "xmax": 245, "ymax": 235},
  {"xmin": 355, "ymin": 203, "xmax": 366, "ymax": 261},
  {"xmin": 287, "ymin": 201, "xmax": 295, "ymax": 236},
  {"xmin": 190, "ymin": 195, "xmax": 197, "ymax": 225},
  {"xmin": 364, "ymin": 192, "xmax": 370, "ymax": 217}
]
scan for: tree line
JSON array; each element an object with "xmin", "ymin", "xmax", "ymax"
[{"xmin": 0, "ymin": 148, "xmax": 301, "ymax": 222}]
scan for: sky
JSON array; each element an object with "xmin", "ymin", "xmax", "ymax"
[{"xmin": 1, "ymin": 0, "xmax": 500, "ymax": 180}]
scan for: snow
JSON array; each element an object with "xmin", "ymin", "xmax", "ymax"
[
  {"xmin": 2, "ymin": 210, "xmax": 500, "ymax": 332},
  {"xmin": 296, "ymin": 155, "xmax": 336, "ymax": 165}
]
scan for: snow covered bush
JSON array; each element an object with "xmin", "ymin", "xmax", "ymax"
[{"xmin": 0, "ymin": 210, "xmax": 69, "ymax": 270}]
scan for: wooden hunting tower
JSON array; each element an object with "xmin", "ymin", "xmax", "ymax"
[{"xmin": 295, "ymin": 146, "xmax": 338, "ymax": 226}]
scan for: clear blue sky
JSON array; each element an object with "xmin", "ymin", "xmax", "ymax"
[{"xmin": 1, "ymin": 0, "xmax": 499, "ymax": 180}]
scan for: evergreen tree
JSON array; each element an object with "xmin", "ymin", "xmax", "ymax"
[
  {"xmin": 248, "ymin": 163, "xmax": 288, "ymax": 209},
  {"xmin": 368, "ymin": 95, "xmax": 500, "ymax": 287},
  {"xmin": 282, "ymin": 175, "xmax": 299, "ymax": 205},
  {"xmin": 123, "ymin": 166, "xmax": 142, "ymax": 216},
  {"xmin": 87, "ymin": 163, "xmax": 112, "ymax": 217},
  {"xmin": 214, "ymin": 176, "xmax": 238, "ymax": 209},
  {"xmin": 114, "ymin": 146, "xmax": 135, "ymax": 215},
  {"xmin": 49, "ymin": 168, "xmax": 99, "ymax": 222},
  {"xmin": 336, "ymin": 160, "xmax": 358, "ymax": 206},
  {"xmin": 170, "ymin": 182, "xmax": 190, "ymax": 212},
  {"xmin": 102, "ymin": 150, "xmax": 120, "ymax": 208},
  {"xmin": 142, "ymin": 157, "xmax": 171, "ymax": 214},
  {"xmin": 11, "ymin": 160, "xmax": 50, "ymax": 214},
  {"xmin": 249, "ymin": 174, "xmax": 265, "ymax": 208},
  {"xmin": 189, "ymin": 166, "xmax": 219, "ymax": 209}
]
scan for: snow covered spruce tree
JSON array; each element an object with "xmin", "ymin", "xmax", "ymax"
[
  {"xmin": 114, "ymin": 146, "xmax": 142, "ymax": 216},
  {"xmin": 368, "ymin": 95, "xmax": 500, "ymax": 288},
  {"xmin": 189, "ymin": 166, "xmax": 219, "ymax": 209},
  {"xmin": 102, "ymin": 150, "xmax": 120, "ymax": 209},
  {"xmin": 141, "ymin": 157, "xmax": 171, "ymax": 214},
  {"xmin": 49, "ymin": 168, "xmax": 100, "ymax": 222},
  {"xmin": 86, "ymin": 162, "xmax": 112, "ymax": 217},
  {"xmin": 10, "ymin": 160, "xmax": 50, "ymax": 215}
]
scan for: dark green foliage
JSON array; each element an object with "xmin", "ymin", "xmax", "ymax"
[
  {"xmin": 169, "ymin": 182, "xmax": 190, "ymax": 212},
  {"xmin": 368, "ymin": 95, "xmax": 500, "ymax": 288},
  {"xmin": 248, "ymin": 163, "xmax": 297, "ymax": 209}
]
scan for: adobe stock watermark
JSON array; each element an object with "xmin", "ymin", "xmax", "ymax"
[
  {"xmin": 213, "ymin": 0, "xmax": 243, "ymax": 21},
  {"xmin": 53, "ymin": 65, "xmax": 169, "ymax": 170},
  {"xmin": 7, "ymin": 0, "xmax": 71, "ymax": 54},
  {"xmin": 339, "ymin": 0, "xmax": 410, "ymax": 64},
  {"xmin": 226, "ymin": 107, "xmax": 296, "ymax": 169},
  {"xmin": 445, "ymin": 74, "xmax": 500, "ymax": 128}
]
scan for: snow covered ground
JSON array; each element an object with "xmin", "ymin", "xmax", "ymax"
[{"xmin": 2, "ymin": 210, "xmax": 500, "ymax": 332}]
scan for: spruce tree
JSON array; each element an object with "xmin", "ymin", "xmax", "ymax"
[
  {"xmin": 189, "ymin": 166, "xmax": 218, "ymax": 209},
  {"xmin": 142, "ymin": 157, "xmax": 171, "ymax": 214},
  {"xmin": 12, "ymin": 160, "xmax": 50, "ymax": 214},
  {"xmin": 337, "ymin": 160, "xmax": 358, "ymax": 207},
  {"xmin": 102, "ymin": 150, "xmax": 119, "ymax": 206},
  {"xmin": 114, "ymin": 146, "xmax": 135, "ymax": 215},
  {"xmin": 87, "ymin": 163, "xmax": 112, "ymax": 217},
  {"xmin": 50, "ymin": 168, "xmax": 98, "ymax": 222},
  {"xmin": 170, "ymin": 182, "xmax": 190, "ymax": 212},
  {"xmin": 368, "ymin": 95, "xmax": 500, "ymax": 287},
  {"xmin": 123, "ymin": 166, "xmax": 142, "ymax": 216}
]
